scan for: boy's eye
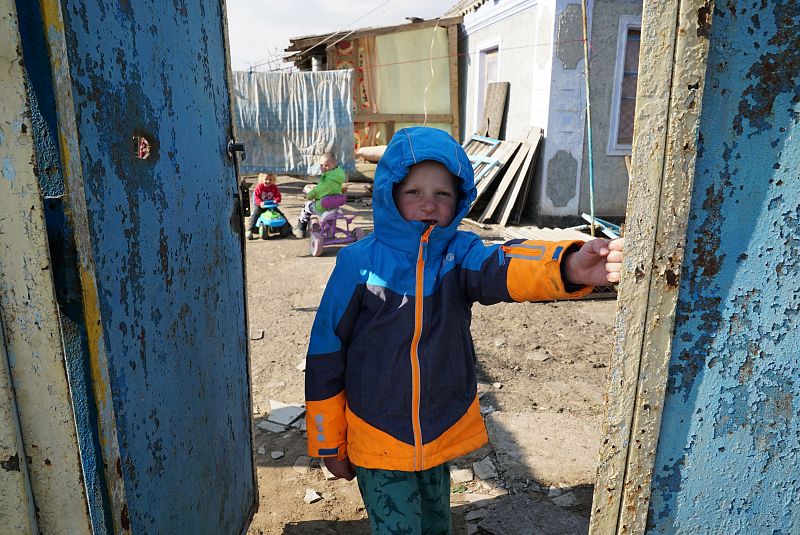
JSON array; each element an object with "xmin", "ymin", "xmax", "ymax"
[{"xmin": 437, "ymin": 191, "xmax": 452, "ymax": 197}]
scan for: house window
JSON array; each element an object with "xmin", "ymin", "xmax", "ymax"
[
  {"xmin": 476, "ymin": 44, "xmax": 500, "ymax": 127},
  {"xmin": 608, "ymin": 17, "xmax": 641, "ymax": 155}
]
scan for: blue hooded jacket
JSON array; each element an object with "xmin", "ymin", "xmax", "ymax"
[{"xmin": 305, "ymin": 127, "xmax": 590, "ymax": 471}]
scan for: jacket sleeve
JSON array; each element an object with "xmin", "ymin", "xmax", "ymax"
[
  {"xmin": 458, "ymin": 235, "xmax": 593, "ymax": 304},
  {"xmin": 307, "ymin": 168, "xmax": 344, "ymax": 200},
  {"xmin": 271, "ymin": 184, "xmax": 281, "ymax": 204},
  {"xmin": 305, "ymin": 250, "xmax": 361, "ymax": 460}
]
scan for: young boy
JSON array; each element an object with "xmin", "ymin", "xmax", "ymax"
[
  {"xmin": 293, "ymin": 152, "xmax": 346, "ymax": 238},
  {"xmin": 304, "ymin": 127, "xmax": 623, "ymax": 534},
  {"xmin": 245, "ymin": 173, "xmax": 282, "ymax": 239}
]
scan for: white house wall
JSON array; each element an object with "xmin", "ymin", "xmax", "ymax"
[
  {"xmin": 538, "ymin": 0, "xmax": 593, "ymax": 217},
  {"xmin": 578, "ymin": 0, "xmax": 642, "ymax": 218},
  {"xmin": 460, "ymin": 0, "xmax": 540, "ymax": 141}
]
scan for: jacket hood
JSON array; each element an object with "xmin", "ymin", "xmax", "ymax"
[{"xmin": 372, "ymin": 127, "xmax": 476, "ymax": 256}]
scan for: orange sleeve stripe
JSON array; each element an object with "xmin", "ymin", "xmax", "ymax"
[{"xmin": 306, "ymin": 391, "xmax": 348, "ymax": 458}]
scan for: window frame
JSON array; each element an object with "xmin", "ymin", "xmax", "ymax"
[{"xmin": 607, "ymin": 15, "xmax": 642, "ymax": 156}]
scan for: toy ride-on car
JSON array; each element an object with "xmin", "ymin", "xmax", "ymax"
[
  {"xmin": 256, "ymin": 201, "xmax": 292, "ymax": 239},
  {"xmin": 308, "ymin": 194, "xmax": 364, "ymax": 256}
]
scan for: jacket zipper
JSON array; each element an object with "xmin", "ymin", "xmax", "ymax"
[
  {"xmin": 411, "ymin": 225, "xmax": 434, "ymax": 470},
  {"xmin": 498, "ymin": 243, "xmax": 550, "ymax": 264}
]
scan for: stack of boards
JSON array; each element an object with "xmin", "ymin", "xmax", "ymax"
[{"xmin": 462, "ymin": 128, "xmax": 544, "ymax": 227}]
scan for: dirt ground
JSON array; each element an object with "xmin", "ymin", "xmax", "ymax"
[{"xmin": 244, "ymin": 176, "xmax": 617, "ymax": 535}]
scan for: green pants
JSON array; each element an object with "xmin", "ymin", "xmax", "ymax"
[{"xmin": 355, "ymin": 463, "xmax": 451, "ymax": 535}]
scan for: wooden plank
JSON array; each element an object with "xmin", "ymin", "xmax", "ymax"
[
  {"xmin": 354, "ymin": 113, "xmax": 452, "ymax": 124},
  {"xmin": 477, "ymin": 82, "xmax": 509, "ymax": 139},
  {"xmin": 511, "ymin": 128, "xmax": 543, "ymax": 224},
  {"xmin": 624, "ymin": 154, "xmax": 633, "ymax": 179},
  {"xmin": 496, "ymin": 140, "xmax": 536, "ymax": 226},
  {"xmin": 500, "ymin": 128, "xmax": 542, "ymax": 226},
  {"xmin": 473, "ymin": 141, "xmax": 520, "ymax": 203},
  {"xmin": 461, "ymin": 217, "xmax": 491, "ymax": 230},
  {"xmin": 477, "ymin": 143, "xmax": 530, "ymax": 223},
  {"xmin": 448, "ymin": 24, "xmax": 460, "ymax": 140}
]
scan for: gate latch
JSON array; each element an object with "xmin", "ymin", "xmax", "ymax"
[{"xmin": 227, "ymin": 139, "xmax": 246, "ymax": 161}]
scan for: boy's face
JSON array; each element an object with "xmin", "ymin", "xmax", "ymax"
[
  {"xmin": 319, "ymin": 156, "xmax": 336, "ymax": 173},
  {"xmin": 258, "ymin": 173, "xmax": 273, "ymax": 185},
  {"xmin": 393, "ymin": 161, "xmax": 458, "ymax": 227}
]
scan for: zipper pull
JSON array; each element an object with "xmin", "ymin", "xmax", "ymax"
[
  {"xmin": 420, "ymin": 225, "xmax": 434, "ymax": 262},
  {"xmin": 498, "ymin": 246, "xmax": 506, "ymax": 266}
]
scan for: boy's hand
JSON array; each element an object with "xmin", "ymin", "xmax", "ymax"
[
  {"xmin": 563, "ymin": 238, "xmax": 624, "ymax": 287},
  {"xmin": 323, "ymin": 456, "xmax": 356, "ymax": 481}
]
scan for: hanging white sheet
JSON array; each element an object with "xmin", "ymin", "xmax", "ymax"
[{"xmin": 232, "ymin": 70, "xmax": 355, "ymax": 175}]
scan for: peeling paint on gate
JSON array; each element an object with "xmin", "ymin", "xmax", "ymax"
[
  {"xmin": 647, "ymin": 2, "xmax": 800, "ymax": 532},
  {"xmin": 39, "ymin": 0, "xmax": 256, "ymax": 532}
]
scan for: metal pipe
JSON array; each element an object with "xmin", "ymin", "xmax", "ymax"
[{"xmin": 581, "ymin": 0, "xmax": 596, "ymax": 236}]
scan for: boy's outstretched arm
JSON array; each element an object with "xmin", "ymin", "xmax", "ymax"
[{"xmin": 562, "ymin": 237, "xmax": 624, "ymax": 287}]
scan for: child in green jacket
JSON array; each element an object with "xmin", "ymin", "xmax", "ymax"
[{"xmin": 293, "ymin": 152, "xmax": 346, "ymax": 238}]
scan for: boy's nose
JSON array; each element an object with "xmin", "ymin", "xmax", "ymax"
[{"xmin": 419, "ymin": 197, "xmax": 436, "ymax": 211}]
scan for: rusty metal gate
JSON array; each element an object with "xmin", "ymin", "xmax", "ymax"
[{"xmin": 1, "ymin": 0, "xmax": 255, "ymax": 533}]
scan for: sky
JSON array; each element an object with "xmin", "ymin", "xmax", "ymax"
[{"xmin": 225, "ymin": 0, "xmax": 459, "ymax": 72}]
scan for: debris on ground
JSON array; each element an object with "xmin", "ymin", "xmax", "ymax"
[
  {"xmin": 250, "ymin": 329, "xmax": 265, "ymax": 341},
  {"xmin": 303, "ymin": 489, "xmax": 322, "ymax": 504},
  {"xmin": 256, "ymin": 421, "xmax": 287, "ymax": 433},
  {"xmin": 473, "ymin": 457, "xmax": 499, "ymax": 480},
  {"xmin": 267, "ymin": 400, "xmax": 305, "ymax": 427},
  {"xmin": 450, "ymin": 466, "xmax": 474, "ymax": 484},
  {"xmin": 292, "ymin": 456, "xmax": 311, "ymax": 474}
]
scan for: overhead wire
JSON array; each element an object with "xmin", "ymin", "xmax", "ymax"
[{"xmin": 248, "ymin": 0, "xmax": 396, "ymax": 71}]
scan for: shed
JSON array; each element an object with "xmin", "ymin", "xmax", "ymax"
[{"xmin": 285, "ymin": 17, "xmax": 463, "ymax": 148}]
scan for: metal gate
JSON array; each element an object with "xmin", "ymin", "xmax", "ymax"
[{"xmin": 1, "ymin": 1, "xmax": 255, "ymax": 533}]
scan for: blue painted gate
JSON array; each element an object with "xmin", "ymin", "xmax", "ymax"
[{"xmin": 27, "ymin": 0, "xmax": 256, "ymax": 532}]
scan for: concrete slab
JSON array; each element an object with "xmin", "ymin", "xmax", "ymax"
[
  {"xmin": 485, "ymin": 411, "xmax": 601, "ymax": 487},
  {"xmin": 257, "ymin": 420, "xmax": 288, "ymax": 433},
  {"xmin": 478, "ymin": 494, "xmax": 588, "ymax": 535},
  {"xmin": 267, "ymin": 400, "xmax": 305, "ymax": 426}
]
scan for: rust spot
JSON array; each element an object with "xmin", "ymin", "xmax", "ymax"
[
  {"xmin": 1, "ymin": 454, "xmax": 20, "ymax": 471},
  {"xmin": 697, "ymin": 2, "xmax": 713, "ymax": 38},
  {"xmin": 737, "ymin": 352, "xmax": 755, "ymax": 383},
  {"xmin": 664, "ymin": 269, "xmax": 679, "ymax": 289},
  {"xmin": 121, "ymin": 504, "xmax": 130, "ymax": 530},
  {"xmin": 733, "ymin": 3, "xmax": 800, "ymax": 136}
]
